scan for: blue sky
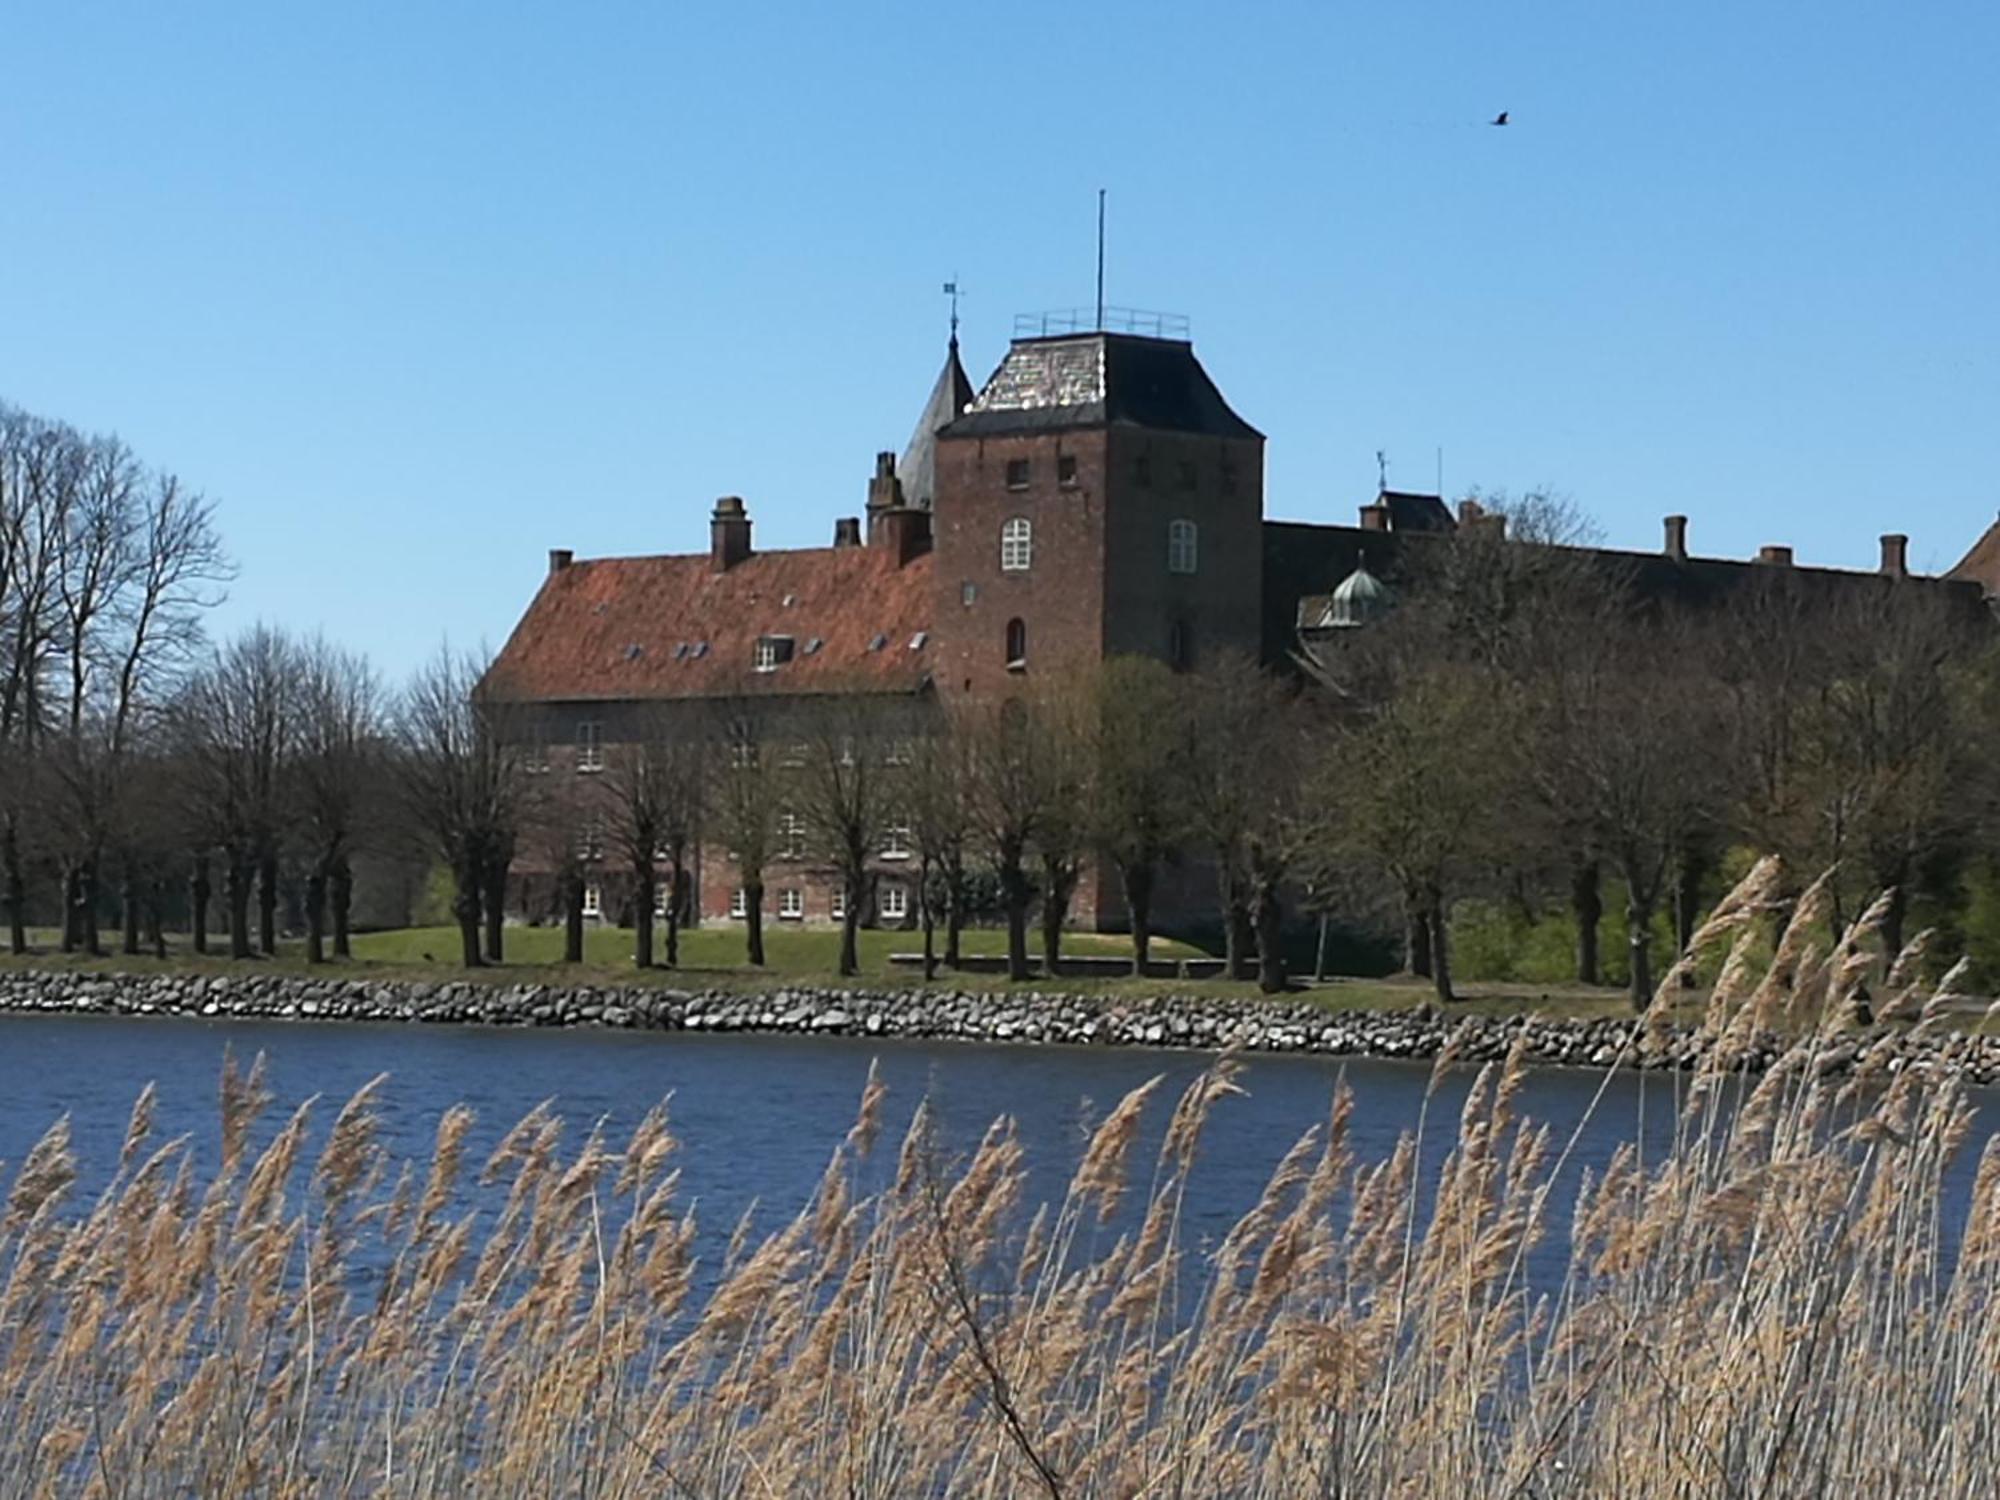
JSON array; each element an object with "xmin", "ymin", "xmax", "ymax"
[{"xmin": 4, "ymin": 1, "xmax": 1996, "ymax": 677}]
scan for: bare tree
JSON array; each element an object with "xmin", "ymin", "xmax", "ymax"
[
  {"xmin": 603, "ymin": 706, "xmax": 707, "ymax": 969},
  {"xmin": 292, "ymin": 637, "xmax": 381, "ymax": 962},
  {"xmin": 179, "ymin": 627, "xmax": 297, "ymax": 960},
  {"xmin": 964, "ymin": 696, "xmax": 1051, "ymax": 983},
  {"xmin": 904, "ymin": 711, "xmax": 971, "ymax": 978},
  {"xmin": 1092, "ymin": 656, "xmax": 1184, "ymax": 976},
  {"xmin": 1030, "ymin": 680, "xmax": 1096, "ymax": 975},
  {"xmin": 793, "ymin": 699, "xmax": 895, "ymax": 978},
  {"xmin": 1177, "ymin": 652, "xmax": 1284, "ymax": 981},
  {"xmin": 399, "ymin": 646, "xmax": 524, "ymax": 968},
  {"xmin": 708, "ymin": 699, "xmax": 782, "ymax": 967}
]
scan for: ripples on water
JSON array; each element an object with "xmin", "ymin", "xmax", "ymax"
[{"xmin": 2, "ymin": 1013, "xmax": 1995, "ymax": 1293}]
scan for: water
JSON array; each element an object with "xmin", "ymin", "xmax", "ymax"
[{"xmin": 1, "ymin": 1014, "xmax": 1995, "ymax": 1291}]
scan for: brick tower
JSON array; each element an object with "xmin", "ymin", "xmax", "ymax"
[{"xmin": 928, "ymin": 330, "xmax": 1265, "ymax": 704}]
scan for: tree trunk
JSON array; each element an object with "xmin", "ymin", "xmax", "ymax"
[
  {"xmin": 120, "ymin": 866, "xmax": 140, "ymax": 956},
  {"xmin": 1039, "ymin": 857, "xmax": 1073, "ymax": 977},
  {"xmin": 1404, "ymin": 884, "xmax": 1433, "ymax": 979},
  {"xmin": 1219, "ymin": 860, "xmax": 1254, "ymax": 981},
  {"xmin": 563, "ymin": 870, "xmax": 584, "ymax": 963},
  {"xmin": 1122, "ymin": 862, "xmax": 1154, "ymax": 978},
  {"xmin": 191, "ymin": 855, "xmax": 211, "ymax": 956},
  {"xmin": 745, "ymin": 880, "xmax": 766, "ymax": 966},
  {"xmin": 665, "ymin": 856, "xmax": 685, "ymax": 967},
  {"xmin": 145, "ymin": 882, "xmax": 165, "ymax": 959},
  {"xmin": 1627, "ymin": 894, "xmax": 1653, "ymax": 1010},
  {"xmin": 3, "ymin": 821, "xmax": 25, "ymax": 955},
  {"xmin": 1314, "ymin": 913, "xmax": 1330, "ymax": 983},
  {"xmin": 454, "ymin": 854, "xmax": 483, "ymax": 968},
  {"xmin": 82, "ymin": 857, "xmax": 101, "ymax": 956},
  {"xmin": 481, "ymin": 852, "xmax": 506, "ymax": 965},
  {"xmin": 919, "ymin": 856, "xmax": 938, "ymax": 981},
  {"xmin": 943, "ymin": 854, "xmax": 964, "ymax": 969},
  {"xmin": 1572, "ymin": 859, "xmax": 1602, "ymax": 986},
  {"xmin": 1428, "ymin": 888, "xmax": 1455, "ymax": 1004},
  {"xmin": 634, "ymin": 864, "xmax": 655, "ymax": 969},
  {"xmin": 227, "ymin": 856, "xmax": 253, "ymax": 960},
  {"xmin": 257, "ymin": 849, "xmax": 278, "ymax": 956},
  {"xmin": 1672, "ymin": 853, "xmax": 1704, "ymax": 987},
  {"xmin": 329, "ymin": 856, "xmax": 354, "ymax": 960},
  {"xmin": 60, "ymin": 864, "xmax": 80, "ymax": 953},
  {"xmin": 1000, "ymin": 858, "xmax": 1030, "ymax": 982},
  {"xmin": 1253, "ymin": 878, "xmax": 1286, "ymax": 995},
  {"xmin": 838, "ymin": 871, "xmax": 861, "ymax": 978},
  {"xmin": 305, "ymin": 865, "xmax": 328, "ymax": 965}
]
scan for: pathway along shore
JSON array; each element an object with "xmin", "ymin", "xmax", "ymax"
[{"xmin": 1, "ymin": 969, "xmax": 1993, "ymax": 1084}]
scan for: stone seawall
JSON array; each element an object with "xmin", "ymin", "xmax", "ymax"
[{"xmin": 0, "ymin": 970, "xmax": 1994, "ymax": 1083}]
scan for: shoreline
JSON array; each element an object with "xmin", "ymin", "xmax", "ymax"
[{"xmin": 2, "ymin": 968, "xmax": 1993, "ymax": 1083}]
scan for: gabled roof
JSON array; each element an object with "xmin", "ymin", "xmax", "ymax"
[
  {"xmin": 1949, "ymin": 517, "xmax": 2000, "ymax": 595},
  {"xmin": 482, "ymin": 546, "xmax": 935, "ymax": 704},
  {"xmin": 898, "ymin": 338, "xmax": 974, "ymax": 510},
  {"xmin": 943, "ymin": 332, "xmax": 1262, "ymax": 440}
]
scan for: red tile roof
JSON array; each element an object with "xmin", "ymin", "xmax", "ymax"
[{"xmin": 482, "ymin": 546, "xmax": 936, "ymax": 703}]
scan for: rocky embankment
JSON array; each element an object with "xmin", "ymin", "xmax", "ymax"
[{"xmin": 0, "ymin": 969, "xmax": 1992, "ymax": 1082}]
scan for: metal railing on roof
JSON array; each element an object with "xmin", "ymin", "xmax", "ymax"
[{"xmin": 1012, "ymin": 307, "xmax": 1192, "ymax": 340}]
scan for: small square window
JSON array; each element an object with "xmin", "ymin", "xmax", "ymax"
[
  {"xmin": 582, "ymin": 882, "xmax": 603, "ymax": 919},
  {"xmin": 961, "ymin": 581, "xmax": 978, "ymax": 607},
  {"xmin": 754, "ymin": 636, "xmax": 793, "ymax": 673},
  {"xmin": 879, "ymin": 880, "xmax": 909, "ymax": 920},
  {"xmin": 1005, "ymin": 458, "xmax": 1030, "ymax": 491},
  {"xmin": 730, "ymin": 887, "xmax": 747, "ymax": 919},
  {"xmin": 1058, "ymin": 455, "xmax": 1078, "ymax": 488},
  {"xmin": 831, "ymin": 886, "xmax": 847, "ymax": 921},
  {"xmin": 779, "ymin": 887, "xmax": 804, "ymax": 920}
]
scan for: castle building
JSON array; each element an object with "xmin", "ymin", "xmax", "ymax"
[{"xmin": 484, "ymin": 324, "xmax": 2000, "ymax": 933}]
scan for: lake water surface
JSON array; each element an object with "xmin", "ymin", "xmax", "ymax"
[{"xmin": 2, "ymin": 1013, "xmax": 1994, "ymax": 1289}]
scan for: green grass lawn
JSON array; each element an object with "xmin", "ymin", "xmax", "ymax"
[{"xmin": 3, "ymin": 921, "xmax": 1655, "ymax": 1015}]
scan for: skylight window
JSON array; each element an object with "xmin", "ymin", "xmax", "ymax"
[{"xmin": 754, "ymin": 636, "xmax": 795, "ymax": 672}]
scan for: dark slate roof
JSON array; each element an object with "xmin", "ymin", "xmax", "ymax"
[
  {"xmin": 943, "ymin": 333, "xmax": 1262, "ymax": 440},
  {"xmin": 1375, "ymin": 491, "xmax": 1456, "ymax": 532},
  {"xmin": 483, "ymin": 546, "xmax": 934, "ymax": 704},
  {"xmin": 1261, "ymin": 520, "xmax": 1990, "ymax": 668},
  {"xmin": 898, "ymin": 338, "xmax": 974, "ymax": 511}
]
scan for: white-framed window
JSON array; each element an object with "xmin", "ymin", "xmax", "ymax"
[
  {"xmin": 730, "ymin": 738, "xmax": 757, "ymax": 770},
  {"xmin": 879, "ymin": 880, "xmax": 909, "ymax": 920},
  {"xmin": 576, "ymin": 814, "xmax": 605, "ymax": 862},
  {"xmin": 523, "ymin": 737, "xmax": 550, "ymax": 774},
  {"xmin": 779, "ymin": 809, "xmax": 807, "ymax": 860},
  {"xmin": 754, "ymin": 636, "xmax": 794, "ymax": 673},
  {"xmin": 779, "ymin": 887, "xmax": 805, "ymax": 921},
  {"xmin": 885, "ymin": 737, "xmax": 914, "ymax": 767},
  {"xmin": 653, "ymin": 882, "xmax": 669, "ymax": 917},
  {"xmin": 730, "ymin": 887, "xmax": 747, "ymax": 919},
  {"xmin": 882, "ymin": 820, "xmax": 912, "ymax": 860},
  {"xmin": 831, "ymin": 886, "xmax": 847, "ymax": 921},
  {"xmin": 1167, "ymin": 519, "xmax": 1198, "ymax": 575},
  {"xmin": 1000, "ymin": 517, "xmax": 1032, "ymax": 572},
  {"xmin": 779, "ymin": 740, "xmax": 807, "ymax": 768},
  {"xmin": 582, "ymin": 882, "xmax": 602, "ymax": 918},
  {"xmin": 576, "ymin": 720, "xmax": 604, "ymax": 773}
]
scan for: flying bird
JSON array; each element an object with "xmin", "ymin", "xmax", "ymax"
[{"xmin": 1491, "ymin": 110, "xmax": 1509, "ymax": 126}]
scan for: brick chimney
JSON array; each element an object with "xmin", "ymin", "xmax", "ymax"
[
  {"xmin": 710, "ymin": 496, "xmax": 752, "ymax": 572},
  {"xmin": 866, "ymin": 451, "xmax": 903, "ymax": 514},
  {"xmin": 1756, "ymin": 544, "xmax": 1794, "ymax": 567},
  {"xmin": 1457, "ymin": 499, "xmax": 1485, "ymax": 527},
  {"xmin": 833, "ymin": 517, "xmax": 861, "ymax": 548},
  {"xmin": 872, "ymin": 507, "xmax": 932, "ymax": 568},
  {"xmin": 1880, "ymin": 533, "xmax": 1909, "ymax": 578},
  {"xmin": 1663, "ymin": 515, "xmax": 1688, "ymax": 563},
  {"xmin": 1359, "ymin": 501, "xmax": 1390, "ymax": 533},
  {"xmin": 548, "ymin": 548, "xmax": 573, "ymax": 574}
]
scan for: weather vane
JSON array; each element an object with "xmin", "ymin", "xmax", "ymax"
[
  {"xmin": 1376, "ymin": 449, "xmax": 1389, "ymax": 495},
  {"xmin": 942, "ymin": 277, "xmax": 961, "ymax": 344}
]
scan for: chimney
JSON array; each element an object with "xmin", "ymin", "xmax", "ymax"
[
  {"xmin": 1756, "ymin": 544, "xmax": 1794, "ymax": 567},
  {"xmin": 833, "ymin": 516, "xmax": 862, "ymax": 548},
  {"xmin": 1359, "ymin": 501, "xmax": 1390, "ymax": 533},
  {"xmin": 710, "ymin": 496, "xmax": 752, "ymax": 572},
  {"xmin": 872, "ymin": 507, "xmax": 932, "ymax": 568},
  {"xmin": 1663, "ymin": 515, "xmax": 1688, "ymax": 562},
  {"xmin": 1457, "ymin": 499, "xmax": 1485, "ymax": 527},
  {"xmin": 866, "ymin": 451, "xmax": 903, "ymax": 513},
  {"xmin": 1880, "ymin": 533, "xmax": 1909, "ymax": 578},
  {"xmin": 548, "ymin": 547, "xmax": 574, "ymax": 574}
]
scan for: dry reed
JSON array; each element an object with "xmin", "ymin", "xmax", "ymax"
[{"xmin": 2, "ymin": 860, "xmax": 1997, "ymax": 1496}]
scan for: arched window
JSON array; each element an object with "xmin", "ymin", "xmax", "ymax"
[
  {"xmin": 1000, "ymin": 516, "xmax": 1033, "ymax": 572},
  {"xmin": 1005, "ymin": 617, "xmax": 1027, "ymax": 670},
  {"xmin": 1167, "ymin": 518, "xmax": 1198, "ymax": 575}
]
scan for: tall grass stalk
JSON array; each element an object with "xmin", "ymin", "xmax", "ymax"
[{"xmin": 2, "ymin": 859, "xmax": 1997, "ymax": 1496}]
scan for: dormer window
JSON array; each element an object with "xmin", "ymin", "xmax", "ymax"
[
  {"xmin": 754, "ymin": 636, "xmax": 794, "ymax": 672},
  {"xmin": 1168, "ymin": 519, "xmax": 1198, "ymax": 575},
  {"xmin": 1000, "ymin": 517, "xmax": 1032, "ymax": 572},
  {"xmin": 1005, "ymin": 458, "xmax": 1030, "ymax": 491}
]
